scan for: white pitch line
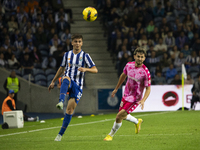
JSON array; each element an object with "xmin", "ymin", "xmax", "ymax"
[
  {"xmin": 0, "ymin": 131, "xmax": 28, "ymax": 137},
  {"xmin": 0, "ymin": 111, "xmax": 170, "ymax": 138}
]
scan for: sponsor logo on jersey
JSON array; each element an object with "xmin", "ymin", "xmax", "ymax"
[
  {"xmin": 69, "ymin": 63, "xmax": 82, "ymax": 67},
  {"xmin": 128, "ymin": 75, "xmax": 139, "ymax": 82}
]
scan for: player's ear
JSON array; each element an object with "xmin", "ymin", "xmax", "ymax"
[{"xmin": 133, "ymin": 54, "xmax": 136, "ymax": 59}]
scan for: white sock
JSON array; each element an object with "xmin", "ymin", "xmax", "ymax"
[
  {"xmin": 108, "ymin": 121, "xmax": 122, "ymax": 137},
  {"xmin": 126, "ymin": 114, "xmax": 138, "ymax": 124}
]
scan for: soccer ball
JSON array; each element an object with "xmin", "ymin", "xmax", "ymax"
[{"xmin": 82, "ymin": 7, "xmax": 98, "ymax": 22}]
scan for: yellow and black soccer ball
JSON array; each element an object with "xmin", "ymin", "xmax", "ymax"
[{"xmin": 82, "ymin": 7, "xmax": 98, "ymax": 22}]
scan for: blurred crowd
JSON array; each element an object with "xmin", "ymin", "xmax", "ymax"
[
  {"xmin": 0, "ymin": 0, "xmax": 73, "ymax": 81},
  {"xmin": 97, "ymin": 0, "xmax": 200, "ymax": 85},
  {"xmin": 1, "ymin": 0, "xmax": 199, "ymax": 86}
]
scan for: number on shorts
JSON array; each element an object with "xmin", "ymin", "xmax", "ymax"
[{"xmin": 77, "ymin": 92, "xmax": 82, "ymax": 99}]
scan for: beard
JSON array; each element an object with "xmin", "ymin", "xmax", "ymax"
[{"xmin": 135, "ymin": 60, "xmax": 143, "ymax": 66}]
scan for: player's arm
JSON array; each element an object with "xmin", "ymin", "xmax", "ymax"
[
  {"xmin": 78, "ymin": 66, "xmax": 98, "ymax": 73},
  {"xmin": 48, "ymin": 67, "xmax": 65, "ymax": 92},
  {"xmin": 52, "ymin": 67, "xmax": 65, "ymax": 83},
  {"xmin": 111, "ymin": 72, "xmax": 127, "ymax": 97},
  {"xmin": 138, "ymin": 86, "xmax": 151, "ymax": 110}
]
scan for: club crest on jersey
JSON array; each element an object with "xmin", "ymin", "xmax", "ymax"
[{"xmin": 79, "ymin": 57, "xmax": 83, "ymax": 61}]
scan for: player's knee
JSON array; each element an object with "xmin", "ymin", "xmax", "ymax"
[
  {"xmin": 62, "ymin": 76, "xmax": 71, "ymax": 82},
  {"xmin": 116, "ymin": 114, "xmax": 122, "ymax": 122},
  {"xmin": 62, "ymin": 77, "xmax": 71, "ymax": 88},
  {"xmin": 66, "ymin": 108, "xmax": 74, "ymax": 115}
]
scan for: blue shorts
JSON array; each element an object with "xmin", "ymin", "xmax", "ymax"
[{"xmin": 67, "ymin": 80, "xmax": 83, "ymax": 104}]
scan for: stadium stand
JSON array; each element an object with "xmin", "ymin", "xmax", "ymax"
[
  {"xmin": 97, "ymin": 0, "xmax": 200, "ymax": 84},
  {"xmin": 1, "ymin": 0, "xmax": 200, "ymax": 86},
  {"xmin": 0, "ymin": 0, "xmax": 72, "ymax": 87}
]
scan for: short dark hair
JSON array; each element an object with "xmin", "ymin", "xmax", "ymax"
[
  {"xmin": 72, "ymin": 34, "xmax": 83, "ymax": 41},
  {"xmin": 134, "ymin": 47, "xmax": 147, "ymax": 57}
]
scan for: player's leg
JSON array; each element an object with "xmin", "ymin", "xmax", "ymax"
[
  {"xmin": 104, "ymin": 99, "xmax": 143, "ymax": 141},
  {"xmin": 59, "ymin": 98, "xmax": 77, "ymax": 134},
  {"xmin": 63, "ymin": 94, "xmax": 68, "ymax": 115},
  {"xmin": 125, "ymin": 114, "xmax": 138, "ymax": 124},
  {"xmin": 55, "ymin": 98, "xmax": 77, "ymax": 141},
  {"xmin": 124, "ymin": 102, "xmax": 143, "ymax": 134},
  {"xmin": 55, "ymin": 81, "xmax": 82, "ymax": 141},
  {"xmin": 56, "ymin": 76, "xmax": 71, "ymax": 109},
  {"xmin": 116, "ymin": 109, "xmax": 128, "ymax": 123},
  {"xmin": 104, "ymin": 99, "xmax": 127, "ymax": 141},
  {"xmin": 104, "ymin": 109, "xmax": 127, "ymax": 141},
  {"xmin": 110, "ymin": 109, "xmax": 128, "ymax": 133}
]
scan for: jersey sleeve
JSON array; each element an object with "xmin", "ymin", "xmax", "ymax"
[
  {"xmin": 123, "ymin": 63, "xmax": 128, "ymax": 75},
  {"xmin": 144, "ymin": 67, "xmax": 151, "ymax": 87},
  {"xmin": 60, "ymin": 52, "xmax": 67, "ymax": 67},
  {"xmin": 85, "ymin": 53, "xmax": 95, "ymax": 68}
]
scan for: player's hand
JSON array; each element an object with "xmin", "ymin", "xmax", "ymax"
[
  {"xmin": 48, "ymin": 82, "xmax": 55, "ymax": 92},
  {"xmin": 78, "ymin": 67, "xmax": 87, "ymax": 72},
  {"xmin": 111, "ymin": 89, "xmax": 118, "ymax": 97},
  {"xmin": 138, "ymin": 101, "xmax": 144, "ymax": 110}
]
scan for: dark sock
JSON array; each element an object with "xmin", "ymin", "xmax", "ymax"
[{"xmin": 59, "ymin": 114, "xmax": 72, "ymax": 136}]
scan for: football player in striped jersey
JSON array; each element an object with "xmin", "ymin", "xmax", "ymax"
[{"xmin": 48, "ymin": 34, "xmax": 98, "ymax": 141}]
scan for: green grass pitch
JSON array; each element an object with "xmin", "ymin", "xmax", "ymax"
[{"xmin": 0, "ymin": 111, "xmax": 200, "ymax": 150}]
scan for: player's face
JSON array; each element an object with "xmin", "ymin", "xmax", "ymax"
[
  {"xmin": 134, "ymin": 52, "xmax": 145, "ymax": 66},
  {"xmin": 72, "ymin": 38, "xmax": 83, "ymax": 51}
]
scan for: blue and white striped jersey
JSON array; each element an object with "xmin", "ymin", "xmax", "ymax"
[{"xmin": 60, "ymin": 50, "xmax": 95, "ymax": 89}]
